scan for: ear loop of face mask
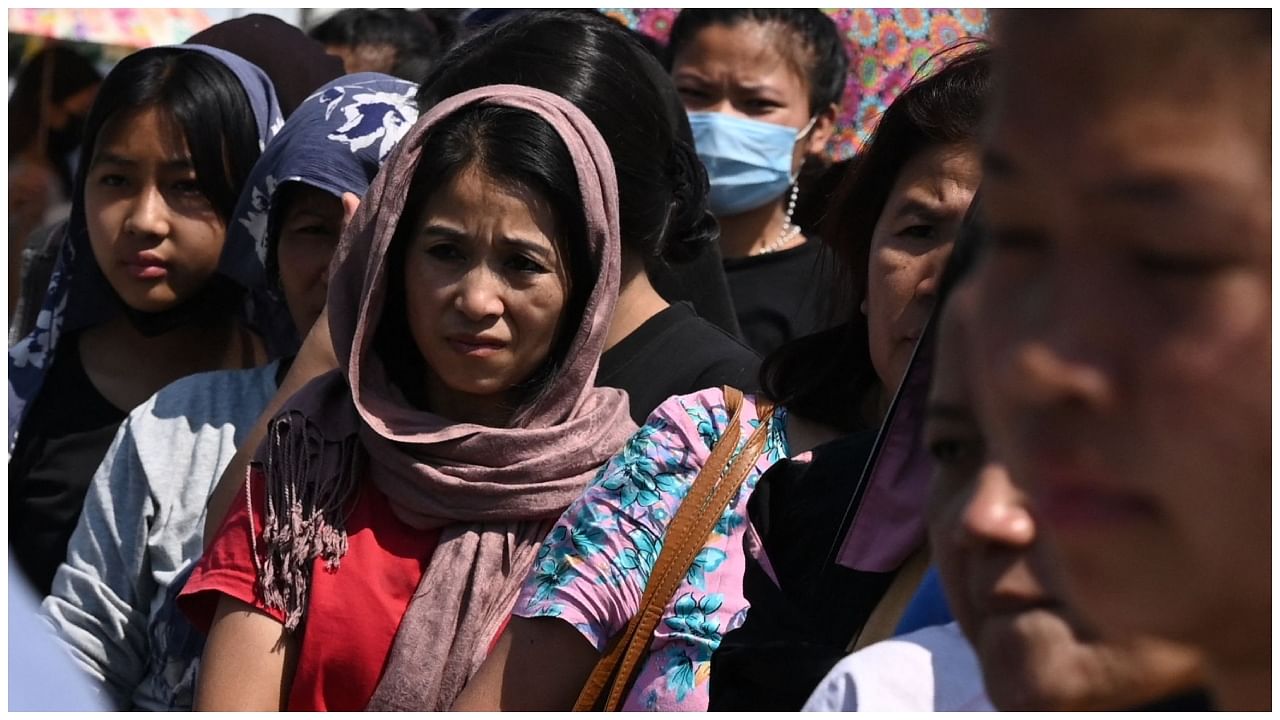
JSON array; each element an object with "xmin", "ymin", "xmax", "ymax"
[{"xmin": 784, "ymin": 114, "xmax": 821, "ymax": 188}]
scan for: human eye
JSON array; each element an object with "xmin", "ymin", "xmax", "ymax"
[
  {"xmin": 425, "ymin": 241, "xmax": 463, "ymax": 262},
  {"xmin": 506, "ymin": 252, "xmax": 549, "ymax": 275},
  {"xmin": 676, "ymin": 84, "xmax": 708, "ymax": 101},
  {"xmin": 987, "ymin": 225, "xmax": 1047, "ymax": 255},
  {"xmin": 1133, "ymin": 250, "xmax": 1231, "ymax": 279},
  {"xmin": 291, "ymin": 220, "xmax": 335, "ymax": 238},
  {"xmin": 96, "ymin": 172, "xmax": 127, "ymax": 188},
  {"xmin": 925, "ymin": 422, "xmax": 984, "ymax": 472},
  {"xmin": 898, "ymin": 224, "xmax": 934, "ymax": 240},
  {"xmin": 172, "ymin": 178, "xmax": 203, "ymax": 195},
  {"xmin": 744, "ymin": 97, "xmax": 783, "ymax": 113}
]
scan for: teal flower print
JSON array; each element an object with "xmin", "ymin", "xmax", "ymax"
[
  {"xmin": 664, "ymin": 592, "xmax": 724, "ymax": 643},
  {"xmin": 535, "ymin": 526, "xmax": 569, "ymax": 564},
  {"xmin": 661, "ymin": 642, "xmax": 715, "ymax": 702},
  {"xmin": 684, "ymin": 547, "xmax": 727, "ymax": 590},
  {"xmin": 712, "ymin": 509, "xmax": 744, "ymax": 538},
  {"xmin": 529, "ymin": 554, "xmax": 577, "ymax": 604},
  {"xmin": 616, "ymin": 529, "xmax": 662, "ymax": 585},
  {"xmin": 685, "ymin": 401, "xmax": 730, "ymax": 450},
  {"xmin": 569, "ymin": 522, "xmax": 609, "ymax": 557},
  {"xmin": 601, "ymin": 454, "xmax": 683, "ymax": 509}
]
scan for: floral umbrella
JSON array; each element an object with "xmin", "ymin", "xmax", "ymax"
[
  {"xmin": 600, "ymin": 8, "xmax": 989, "ymax": 161},
  {"xmin": 8, "ymin": 8, "xmax": 214, "ymax": 49}
]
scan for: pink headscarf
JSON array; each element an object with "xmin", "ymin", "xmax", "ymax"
[{"xmin": 250, "ymin": 84, "xmax": 638, "ymax": 710}]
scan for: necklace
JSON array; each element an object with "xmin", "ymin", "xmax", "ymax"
[{"xmin": 751, "ymin": 183, "xmax": 802, "ymax": 256}]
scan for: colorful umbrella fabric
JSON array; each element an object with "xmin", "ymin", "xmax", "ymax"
[
  {"xmin": 601, "ymin": 8, "xmax": 989, "ymax": 161},
  {"xmin": 8, "ymin": 8, "xmax": 214, "ymax": 49}
]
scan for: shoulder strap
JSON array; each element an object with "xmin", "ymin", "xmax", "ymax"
[{"xmin": 574, "ymin": 386, "xmax": 775, "ymax": 711}]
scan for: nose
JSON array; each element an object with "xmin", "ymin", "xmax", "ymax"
[
  {"xmin": 914, "ymin": 243, "xmax": 953, "ymax": 302},
  {"xmin": 123, "ymin": 185, "xmax": 170, "ymax": 239},
  {"xmin": 705, "ymin": 98, "xmax": 737, "ymax": 116},
  {"xmin": 956, "ymin": 462, "xmax": 1036, "ymax": 549},
  {"xmin": 454, "ymin": 267, "xmax": 505, "ymax": 322}
]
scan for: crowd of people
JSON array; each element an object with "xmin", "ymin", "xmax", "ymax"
[{"xmin": 6, "ymin": 8, "xmax": 1270, "ymax": 712}]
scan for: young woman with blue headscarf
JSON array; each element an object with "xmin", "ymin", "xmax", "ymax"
[
  {"xmin": 8, "ymin": 44, "xmax": 285, "ymax": 596},
  {"xmin": 39, "ymin": 74, "xmax": 419, "ymax": 711}
]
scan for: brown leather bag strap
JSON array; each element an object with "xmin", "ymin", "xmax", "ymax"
[{"xmin": 575, "ymin": 387, "xmax": 776, "ymax": 711}]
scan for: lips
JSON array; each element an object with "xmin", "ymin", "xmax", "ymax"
[
  {"xmin": 446, "ymin": 335, "xmax": 506, "ymax": 358},
  {"xmin": 125, "ymin": 251, "xmax": 168, "ymax": 280}
]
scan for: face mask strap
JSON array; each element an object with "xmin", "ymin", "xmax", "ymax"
[{"xmin": 796, "ymin": 114, "xmax": 820, "ymax": 142}]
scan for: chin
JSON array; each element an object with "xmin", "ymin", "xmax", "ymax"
[
  {"xmin": 122, "ymin": 294, "xmax": 181, "ymax": 314},
  {"xmin": 979, "ymin": 611, "xmax": 1089, "ymax": 711}
]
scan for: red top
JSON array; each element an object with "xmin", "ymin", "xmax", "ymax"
[{"xmin": 180, "ymin": 468, "xmax": 439, "ymax": 711}]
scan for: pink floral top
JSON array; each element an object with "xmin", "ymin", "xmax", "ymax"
[{"xmin": 514, "ymin": 388, "xmax": 790, "ymax": 710}]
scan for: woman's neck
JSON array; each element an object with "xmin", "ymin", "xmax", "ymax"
[
  {"xmin": 717, "ymin": 196, "xmax": 801, "ymax": 259},
  {"xmin": 604, "ymin": 255, "xmax": 670, "ymax": 351},
  {"xmin": 79, "ymin": 313, "xmax": 264, "ymax": 412}
]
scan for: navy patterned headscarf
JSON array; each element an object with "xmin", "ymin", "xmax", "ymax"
[
  {"xmin": 225, "ymin": 72, "xmax": 420, "ymax": 316},
  {"xmin": 8, "ymin": 44, "xmax": 283, "ymax": 452}
]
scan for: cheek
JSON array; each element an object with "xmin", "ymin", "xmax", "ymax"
[
  {"xmin": 517, "ymin": 282, "xmax": 568, "ymax": 346},
  {"xmin": 927, "ymin": 489, "xmax": 977, "ymax": 629},
  {"xmin": 83, "ymin": 192, "xmax": 118, "ymax": 255},
  {"xmin": 277, "ymin": 242, "xmax": 327, "ymax": 293},
  {"xmin": 866, "ymin": 247, "xmax": 912, "ymax": 315},
  {"xmin": 403, "ymin": 261, "xmax": 444, "ymax": 339},
  {"xmin": 865, "ymin": 251, "xmax": 905, "ymax": 348},
  {"xmin": 175, "ymin": 217, "xmax": 228, "ymax": 274}
]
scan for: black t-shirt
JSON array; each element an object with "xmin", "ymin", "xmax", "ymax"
[
  {"xmin": 723, "ymin": 238, "xmax": 839, "ymax": 358},
  {"xmin": 648, "ymin": 242, "xmax": 743, "ymax": 341},
  {"xmin": 10, "ymin": 332, "xmax": 128, "ymax": 595},
  {"xmin": 598, "ymin": 302, "xmax": 761, "ymax": 424}
]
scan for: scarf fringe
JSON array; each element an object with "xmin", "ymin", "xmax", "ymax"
[{"xmin": 253, "ymin": 410, "xmax": 360, "ymax": 632}]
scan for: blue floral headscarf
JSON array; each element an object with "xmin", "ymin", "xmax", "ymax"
[
  {"xmin": 224, "ymin": 73, "xmax": 420, "ymax": 315},
  {"xmin": 8, "ymin": 44, "xmax": 283, "ymax": 453}
]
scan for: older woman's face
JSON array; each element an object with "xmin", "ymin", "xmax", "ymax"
[
  {"xmin": 926, "ymin": 280, "xmax": 1203, "ymax": 712},
  {"xmin": 865, "ymin": 143, "xmax": 979, "ymax": 395},
  {"xmin": 405, "ymin": 165, "xmax": 569, "ymax": 423},
  {"xmin": 970, "ymin": 15, "xmax": 1271, "ymax": 662}
]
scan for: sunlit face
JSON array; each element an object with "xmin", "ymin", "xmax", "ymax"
[
  {"xmin": 275, "ymin": 184, "xmax": 343, "ymax": 335},
  {"xmin": 671, "ymin": 20, "xmax": 833, "ymax": 174},
  {"xmin": 404, "ymin": 165, "xmax": 570, "ymax": 425},
  {"xmin": 971, "ymin": 17, "xmax": 1271, "ymax": 661},
  {"xmin": 926, "ymin": 281, "xmax": 1203, "ymax": 711},
  {"xmin": 865, "ymin": 143, "xmax": 979, "ymax": 395},
  {"xmin": 84, "ymin": 106, "xmax": 227, "ymax": 313}
]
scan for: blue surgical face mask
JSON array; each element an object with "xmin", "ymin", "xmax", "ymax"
[{"xmin": 688, "ymin": 111, "xmax": 818, "ymax": 217}]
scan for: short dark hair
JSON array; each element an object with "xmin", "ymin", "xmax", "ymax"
[
  {"xmin": 666, "ymin": 9, "xmax": 850, "ymax": 114},
  {"xmin": 310, "ymin": 8, "xmax": 450, "ymax": 82},
  {"xmin": 416, "ymin": 10, "xmax": 715, "ymax": 266},
  {"xmin": 376, "ymin": 104, "xmax": 593, "ymax": 414},
  {"xmin": 760, "ymin": 44, "xmax": 991, "ymax": 432},
  {"xmin": 76, "ymin": 47, "xmax": 261, "ymax": 224}
]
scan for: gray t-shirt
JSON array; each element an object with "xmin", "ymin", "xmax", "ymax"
[{"xmin": 41, "ymin": 361, "xmax": 279, "ymax": 711}]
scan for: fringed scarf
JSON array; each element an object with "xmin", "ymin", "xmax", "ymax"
[{"xmin": 248, "ymin": 84, "xmax": 638, "ymax": 710}]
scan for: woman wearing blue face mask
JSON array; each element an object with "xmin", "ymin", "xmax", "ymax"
[{"xmin": 666, "ymin": 10, "xmax": 848, "ymax": 356}]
